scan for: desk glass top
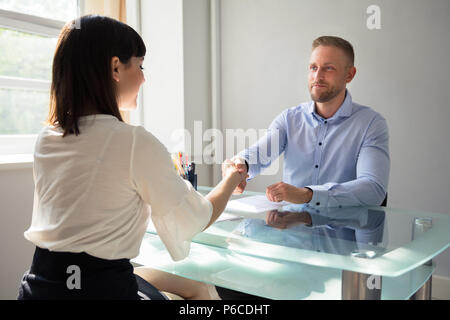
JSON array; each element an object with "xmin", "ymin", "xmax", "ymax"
[{"xmin": 146, "ymin": 186, "xmax": 450, "ymax": 278}]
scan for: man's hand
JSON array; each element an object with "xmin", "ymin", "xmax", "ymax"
[
  {"xmin": 265, "ymin": 210, "xmax": 312, "ymax": 229},
  {"xmin": 266, "ymin": 182, "xmax": 313, "ymax": 204},
  {"xmin": 222, "ymin": 157, "xmax": 248, "ymax": 194}
]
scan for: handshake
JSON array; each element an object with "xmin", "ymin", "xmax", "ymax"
[
  {"xmin": 221, "ymin": 156, "xmax": 314, "ymax": 204},
  {"xmin": 221, "ymin": 157, "xmax": 249, "ymax": 195}
]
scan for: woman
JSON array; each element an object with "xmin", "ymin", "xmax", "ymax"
[{"xmin": 18, "ymin": 15, "xmax": 246, "ymax": 300}]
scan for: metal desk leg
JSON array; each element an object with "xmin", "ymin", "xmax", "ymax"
[
  {"xmin": 342, "ymin": 270, "xmax": 382, "ymax": 300},
  {"xmin": 410, "ymin": 259, "xmax": 433, "ymax": 300},
  {"xmin": 410, "ymin": 276, "xmax": 432, "ymax": 300}
]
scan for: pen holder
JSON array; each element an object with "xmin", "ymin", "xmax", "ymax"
[{"xmin": 186, "ymin": 173, "xmax": 197, "ymax": 190}]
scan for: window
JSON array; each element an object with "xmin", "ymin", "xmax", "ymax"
[{"xmin": 0, "ymin": 0, "xmax": 79, "ymax": 155}]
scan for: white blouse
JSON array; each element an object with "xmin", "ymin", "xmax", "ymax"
[{"xmin": 24, "ymin": 115, "xmax": 212, "ymax": 261}]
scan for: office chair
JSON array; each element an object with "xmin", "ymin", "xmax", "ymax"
[{"xmin": 380, "ymin": 194, "xmax": 387, "ymax": 207}]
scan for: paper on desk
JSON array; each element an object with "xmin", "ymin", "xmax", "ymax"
[
  {"xmin": 225, "ymin": 195, "xmax": 289, "ymax": 213},
  {"xmin": 216, "ymin": 212, "xmax": 242, "ymax": 222}
]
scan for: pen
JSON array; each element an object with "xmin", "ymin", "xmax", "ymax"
[
  {"xmin": 172, "ymin": 153, "xmax": 185, "ymax": 177},
  {"xmin": 177, "ymin": 152, "xmax": 184, "ymax": 177}
]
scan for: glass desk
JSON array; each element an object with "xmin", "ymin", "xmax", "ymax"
[{"xmin": 133, "ymin": 187, "xmax": 450, "ymax": 300}]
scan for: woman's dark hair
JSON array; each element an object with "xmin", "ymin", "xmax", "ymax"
[{"xmin": 48, "ymin": 15, "xmax": 146, "ymax": 136}]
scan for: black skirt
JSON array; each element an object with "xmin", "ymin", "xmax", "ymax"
[{"xmin": 18, "ymin": 246, "xmax": 168, "ymax": 300}]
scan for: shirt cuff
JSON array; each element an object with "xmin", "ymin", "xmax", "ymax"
[{"xmin": 305, "ymin": 185, "xmax": 329, "ymax": 208}]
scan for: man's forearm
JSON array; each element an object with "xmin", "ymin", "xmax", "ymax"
[{"xmin": 306, "ymin": 178, "xmax": 387, "ymax": 207}]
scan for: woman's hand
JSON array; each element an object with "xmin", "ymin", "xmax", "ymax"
[
  {"xmin": 222, "ymin": 157, "xmax": 248, "ymax": 194},
  {"xmin": 222, "ymin": 158, "xmax": 248, "ymax": 188},
  {"xmin": 204, "ymin": 160, "xmax": 249, "ymax": 230}
]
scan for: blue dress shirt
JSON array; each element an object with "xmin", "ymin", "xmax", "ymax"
[{"xmin": 238, "ymin": 90, "xmax": 390, "ymax": 207}]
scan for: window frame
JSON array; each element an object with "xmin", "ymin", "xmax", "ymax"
[{"xmin": 0, "ymin": 3, "xmax": 79, "ymax": 156}]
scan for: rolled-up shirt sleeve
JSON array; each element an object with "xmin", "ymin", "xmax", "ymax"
[{"xmin": 130, "ymin": 126, "xmax": 212, "ymax": 261}]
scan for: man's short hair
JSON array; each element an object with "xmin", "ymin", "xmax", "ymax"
[{"xmin": 312, "ymin": 36, "xmax": 355, "ymax": 67}]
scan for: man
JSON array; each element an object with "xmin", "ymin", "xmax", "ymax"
[{"xmin": 223, "ymin": 36, "xmax": 389, "ymax": 207}]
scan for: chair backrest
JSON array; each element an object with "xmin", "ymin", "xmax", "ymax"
[{"xmin": 380, "ymin": 194, "xmax": 388, "ymax": 207}]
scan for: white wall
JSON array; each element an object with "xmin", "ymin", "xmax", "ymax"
[
  {"xmin": 140, "ymin": 0, "xmax": 185, "ymax": 150},
  {"xmin": 141, "ymin": 0, "xmax": 212, "ymax": 186},
  {"xmin": 0, "ymin": 167, "xmax": 35, "ymax": 299},
  {"xmin": 182, "ymin": 0, "xmax": 213, "ymax": 186},
  {"xmin": 219, "ymin": 0, "xmax": 450, "ymax": 277}
]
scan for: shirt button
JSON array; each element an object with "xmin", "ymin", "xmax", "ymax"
[
  {"xmin": 324, "ymin": 121, "xmax": 328, "ymax": 124},
  {"xmin": 316, "ymin": 202, "xmax": 321, "ymax": 206},
  {"xmin": 315, "ymin": 165, "xmax": 319, "ymax": 168},
  {"xmin": 319, "ymin": 142, "xmax": 322, "ymax": 146}
]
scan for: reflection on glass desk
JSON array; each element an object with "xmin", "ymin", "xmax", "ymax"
[
  {"xmin": 133, "ymin": 187, "xmax": 450, "ymax": 300},
  {"xmin": 205, "ymin": 206, "xmax": 387, "ymax": 260}
]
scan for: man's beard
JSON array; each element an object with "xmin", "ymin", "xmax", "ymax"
[{"xmin": 309, "ymin": 83, "xmax": 343, "ymax": 103}]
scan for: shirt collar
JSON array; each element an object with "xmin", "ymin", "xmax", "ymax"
[
  {"xmin": 78, "ymin": 114, "xmax": 118, "ymax": 121},
  {"xmin": 307, "ymin": 89, "xmax": 354, "ymax": 120},
  {"xmin": 334, "ymin": 90, "xmax": 353, "ymax": 118}
]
